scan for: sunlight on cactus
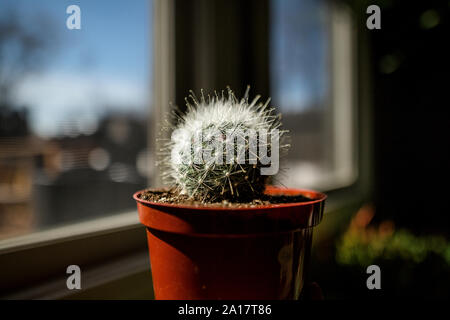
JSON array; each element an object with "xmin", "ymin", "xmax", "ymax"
[{"xmin": 160, "ymin": 87, "xmax": 289, "ymax": 202}]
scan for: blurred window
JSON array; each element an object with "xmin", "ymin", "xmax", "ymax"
[
  {"xmin": 0, "ymin": 0, "xmax": 152, "ymax": 240},
  {"xmin": 0, "ymin": 0, "xmax": 356, "ymax": 243},
  {"xmin": 270, "ymin": 0, "xmax": 356, "ymax": 190}
]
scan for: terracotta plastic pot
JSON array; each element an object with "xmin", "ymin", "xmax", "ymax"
[{"xmin": 133, "ymin": 186, "xmax": 326, "ymax": 300}]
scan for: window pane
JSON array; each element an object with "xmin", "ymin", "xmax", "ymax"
[
  {"xmin": 0, "ymin": 0, "xmax": 152, "ymax": 240},
  {"xmin": 270, "ymin": 0, "xmax": 336, "ymax": 189}
]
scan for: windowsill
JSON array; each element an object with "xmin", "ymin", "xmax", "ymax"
[
  {"xmin": 0, "ymin": 210, "xmax": 149, "ymax": 298},
  {"xmin": 0, "ymin": 183, "xmax": 364, "ymax": 299},
  {"xmin": 4, "ymin": 250, "xmax": 152, "ymax": 300},
  {"xmin": 0, "ymin": 211, "xmax": 140, "ymax": 254}
]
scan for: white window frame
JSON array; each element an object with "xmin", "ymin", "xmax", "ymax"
[{"xmin": 328, "ymin": 1, "xmax": 358, "ymax": 190}]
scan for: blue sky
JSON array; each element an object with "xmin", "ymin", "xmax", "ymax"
[
  {"xmin": 270, "ymin": 0, "xmax": 328, "ymax": 111},
  {"xmin": 4, "ymin": 0, "xmax": 151, "ymax": 82},
  {"xmin": 1, "ymin": 0, "xmax": 151, "ymax": 137}
]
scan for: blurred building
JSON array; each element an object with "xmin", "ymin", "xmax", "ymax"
[
  {"xmin": 0, "ymin": 106, "xmax": 51, "ymax": 238},
  {"xmin": 0, "ymin": 104, "xmax": 150, "ymax": 237},
  {"xmin": 33, "ymin": 114, "xmax": 149, "ymax": 227}
]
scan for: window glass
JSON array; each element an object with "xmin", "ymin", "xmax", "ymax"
[
  {"xmin": 0, "ymin": 0, "xmax": 152, "ymax": 240},
  {"xmin": 270, "ymin": 0, "xmax": 336, "ymax": 189}
]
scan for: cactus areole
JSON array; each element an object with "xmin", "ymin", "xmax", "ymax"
[{"xmin": 133, "ymin": 88, "xmax": 327, "ymax": 300}]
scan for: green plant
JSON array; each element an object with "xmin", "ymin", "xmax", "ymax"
[
  {"xmin": 161, "ymin": 87, "xmax": 288, "ymax": 202},
  {"xmin": 336, "ymin": 206, "xmax": 450, "ymax": 266}
]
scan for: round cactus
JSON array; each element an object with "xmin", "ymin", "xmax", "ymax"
[{"xmin": 161, "ymin": 87, "xmax": 288, "ymax": 202}]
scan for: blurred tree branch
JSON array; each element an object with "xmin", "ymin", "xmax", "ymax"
[{"xmin": 0, "ymin": 6, "xmax": 58, "ymax": 107}]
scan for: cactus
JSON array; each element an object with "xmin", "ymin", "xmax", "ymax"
[{"xmin": 161, "ymin": 87, "xmax": 288, "ymax": 202}]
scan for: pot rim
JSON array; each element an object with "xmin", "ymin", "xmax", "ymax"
[{"xmin": 133, "ymin": 186, "xmax": 327, "ymax": 211}]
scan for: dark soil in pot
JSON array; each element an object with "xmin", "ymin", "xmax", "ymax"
[{"xmin": 138, "ymin": 188, "xmax": 311, "ymax": 208}]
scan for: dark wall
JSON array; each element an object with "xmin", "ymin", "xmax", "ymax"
[
  {"xmin": 174, "ymin": 0, "xmax": 270, "ymax": 111},
  {"xmin": 361, "ymin": 0, "xmax": 449, "ymax": 234}
]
